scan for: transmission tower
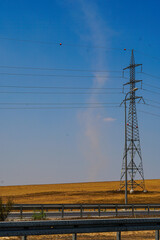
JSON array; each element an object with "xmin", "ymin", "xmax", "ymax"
[{"xmin": 120, "ymin": 49, "xmax": 146, "ymax": 193}]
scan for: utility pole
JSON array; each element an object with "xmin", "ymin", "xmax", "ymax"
[{"xmin": 119, "ymin": 49, "xmax": 146, "ymax": 195}]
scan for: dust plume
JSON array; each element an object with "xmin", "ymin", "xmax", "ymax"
[{"xmin": 77, "ymin": 0, "xmax": 111, "ymax": 180}]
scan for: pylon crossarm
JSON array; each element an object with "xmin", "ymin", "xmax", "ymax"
[{"xmin": 123, "ymin": 63, "xmax": 142, "ymax": 71}]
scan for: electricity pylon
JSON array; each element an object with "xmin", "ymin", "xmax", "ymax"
[{"xmin": 120, "ymin": 49, "xmax": 146, "ymax": 193}]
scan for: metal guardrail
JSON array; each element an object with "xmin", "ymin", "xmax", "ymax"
[
  {"xmin": 10, "ymin": 203, "xmax": 160, "ymax": 218},
  {"xmin": 13, "ymin": 203, "xmax": 160, "ymax": 209},
  {"xmin": 0, "ymin": 218, "xmax": 160, "ymax": 239}
]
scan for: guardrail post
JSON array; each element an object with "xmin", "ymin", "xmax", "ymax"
[
  {"xmin": 20, "ymin": 205, "xmax": 23, "ymax": 219},
  {"xmin": 148, "ymin": 205, "xmax": 150, "ymax": 215},
  {"xmin": 155, "ymin": 230, "xmax": 159, "ymax": 240},
  {"xmin": 132, "ymin": 204, "xmax": 134, "ymax": 216},
  {"xmin": 21, "ymin": 236, "xmax": 27, "ymax": 240},
  {"xmin": 72, "ymin": 233, "xmax": 77, "ymax": 240},
  {"xmin": 80, "ymin": 204, "xmax": 83, "ymax": 218},
  {"xmin": 98, "ymin": 205, "xmax": 101, "ymax": 217},
  {"xmin": 117, "ymin": 231, "xmax": 121, "ymax": 240},
  {"xmin": 62, "ymin": 205, "xmax": 64, "ymax": 218},
  {"xmin": 41, "ymin": 205, "xmax": 44, "ymax": 219},
  {"xmin": 115, "ymin": 205, "xmax": 118, "ymax": 217}
]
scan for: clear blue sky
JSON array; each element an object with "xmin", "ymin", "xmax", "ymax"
[{"xmin": 0, "ymin": 0, "xmax": 160, "ymax": 185}]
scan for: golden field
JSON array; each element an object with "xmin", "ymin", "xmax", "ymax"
[
  {"xmin": 1, "ymin": 179, "xmax": 160, "ymax": 204},
  {"xmin": 4, "ymin": 231, "xmax": 158, "ymax": 240}
]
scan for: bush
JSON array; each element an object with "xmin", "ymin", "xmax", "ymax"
[
  {"xmin": 0, "ymin": 197, "xmax": 14, "ymax": 221},
  {"xmin": 32, "ymin": 210, "xmax": 46, "ymax": 220}
]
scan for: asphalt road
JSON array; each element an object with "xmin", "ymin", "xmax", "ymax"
[{"xmin": 8, "ymin": 210, "xmax": 160, "ymax": 219}]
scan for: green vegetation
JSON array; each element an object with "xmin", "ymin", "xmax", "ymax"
[
  {"xmin": 0, "ymin": 197, "xmax": 13, "ymax": 221},
  {"xmin": 32, "ymin": 210, "xmax": 46, "ymax": 220}
]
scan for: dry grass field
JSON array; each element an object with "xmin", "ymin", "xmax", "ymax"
[
  {"xmin": 0, "ymin": 231, "xmax": 157, "ymax": 240},
  {"xmin": 0, "ymin": 179, "xmax": 160, "ymax": 204},
  {"xmin": 3, "ymin": 231, "xmax": 157, "ymax": 240}
]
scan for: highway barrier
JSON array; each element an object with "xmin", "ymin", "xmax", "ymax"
[
  {"xmin": 0, "ymin": 218, "xmax": 160, "ymax": 239},
  {"xmin": 9, "ymin": 203, "xmax": 160, "ymax": 219}
]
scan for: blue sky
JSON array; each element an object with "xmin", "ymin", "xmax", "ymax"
[{"xmin": 0, "ymin": 0, "xmax": 160, "ymax": 185}]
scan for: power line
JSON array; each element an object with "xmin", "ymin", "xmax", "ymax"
[
  {"xmin": 0, "ymin": 37, "xmax": 60, "ymax": 45},
  {"xmin": 0, "ymin": 102, "xmax": 119, "ymax": 105},
  {"xmin": 0, "ymin": 85, "xmax": 122, "ymax": 90},
  {"xmin": 135, "ymin": 50, "xmax": 160, "ymax": 62},
  {"xmin": 0, "ymin": 105, "xmax": 120, "ymax": 110},
  {"xmin": 138, "ymin": 109, "xmax": 160, "ymax": 118},
  {"xmin": 140, "ymin": 72, "xmax": 160, "ymax": 80},
  {"xmin": 142, "ymin": 88, "xmax": 160, "ymax": 96},
  {"xmin": 0, "ymin": 65, "xmax": 122, "ymax": 73},
  {"xmin": 2, "ymin": 37, "xmax": 160, "ymax": 62},
  {"xmin": 144, "ymin": 103, "xmax": 160, "ymax": 110},
  {"xmin": 0, "ymin": 37, "xmax": 128, "ymax": 50},
  {"xmin": 137, "ymin": 100, "xmax": 160, "ymax": 108},
  {"xmin": 3, "ymin": 37, "xmax": 160, "ymax": 62},
  {"xmin": 0, "ymin": 72, "xmax": 125, "ymax": 78},
  {"xmin": 144, "ymin": 98, "xmax": 160, "ymax": 105},
  {"xmin": 0, "ymin": 91, "xmax": 123, "ymax": 95},
  {"xmin": 143, "ymin": 83, "xmax": 160, "ymax": 90}
]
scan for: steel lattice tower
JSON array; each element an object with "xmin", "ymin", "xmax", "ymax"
[{"xmin": 120, "ymin": 49, "xmax": 146, "ymax": 193}]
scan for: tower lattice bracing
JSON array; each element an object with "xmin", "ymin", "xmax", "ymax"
[{"xmin": 120, "ymin": 50, "xmax": 145, "ymax": 192}]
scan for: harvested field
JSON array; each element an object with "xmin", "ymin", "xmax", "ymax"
[
  {"xmin": 0, "ymin": 179, "xmax": 160, "ymax": 204},
  {"xmin": 0, "ymin": 231, "xmax": 158, "ymax": 240}
]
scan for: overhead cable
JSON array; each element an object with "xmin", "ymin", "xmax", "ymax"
[
  {"xmin": 138, "ymin": 109, "xmax": 160, "ymax": 118},
  {"xmin": 143, "ymin": 83, "xmax": 160, "ymax": 90},
  {"xmin": 142, "ymin": 88, "xmax": 160, "ymax": 95},
  {"xmin": 0, "ymin": 65, "xmax": 122, "ymax": 73},
  {"xmin": 0, "ymin": 72, "xmax": 125, "ymax": 78},
  {"xmin": 0, "ymin": 37, "xmax": 128, "ymax": 50},
  {"xmin": 0, "ymin": 105, "xmax": 120, "ymax": 110},
  {"xmin": 0, "ymin": 102, "xmax": 119, "ymax": 105},
  {"xmin": 0, "ymin": 85, "xmax": 122, "ymax": 90},
  {"xmin": 0, "ymin": 91, "xmax": 123, "ymax": 95},
  {"xmin": 135, "ymin": 50, "xmax": 160, "ymax": 62},
  {"xmin": 140, "ymin": 72, "xmax": 160, "ymax": 80}
]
